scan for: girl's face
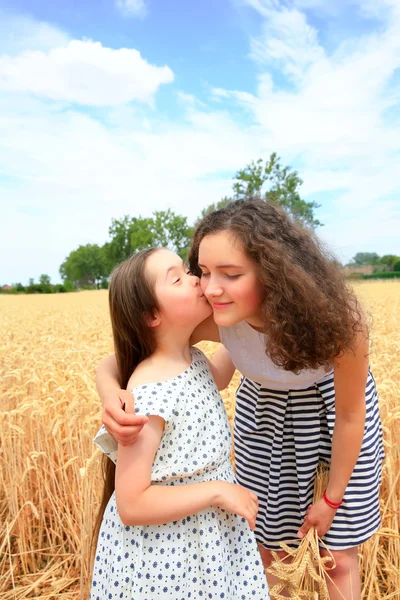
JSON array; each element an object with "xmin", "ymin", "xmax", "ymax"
[
  {"xmin": 147, "ymin": 249, "xmax": 212, "ymax": 329},
  {"xmin": 198, "ymin": 231, "xmax": 265, "ymax": 329}
]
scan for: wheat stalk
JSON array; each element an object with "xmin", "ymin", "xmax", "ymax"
[{"xmin": 0, "ymin": 282, "xmax": 399, "ymax": 598}]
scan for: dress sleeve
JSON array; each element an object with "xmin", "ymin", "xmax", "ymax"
[
  {"xmin": 93, "ymin": 425, "xmax": 118, "ymax": 464},
  {"xmin": 93, "ymin": 385, "xmax": 176, "ymax": 464},
  {"xmin": 133, "ymin": 383, "xmax": 175, "ymax": 425}
]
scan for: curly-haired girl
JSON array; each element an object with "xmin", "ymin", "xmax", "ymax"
[{"xmin": 97, "ymin": 198, "xmax": 384, "ymax": 600}]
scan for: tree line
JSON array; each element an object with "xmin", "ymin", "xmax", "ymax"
[
  {"xmin": 347, "ymin": 253, "xmax": 400, "ymax": 270},
  {"xmin": 57, "ymin": 153, "xmax": 322, "ymax": 289},
  {"xmin": 345, "ymin": 252, "xmax": 400, "ymax": 280},
  {"xmin": 3, "ymin": 153, "xmax": 398, "ymax": 293}
]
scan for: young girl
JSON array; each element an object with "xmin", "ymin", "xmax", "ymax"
[
  {"xmin": 90, "ymin": 247, "xmax": 268, "ymax": 600},
  {"xmin": 97, "ymin": 199, "xmax": 384, "ymax": 600}
]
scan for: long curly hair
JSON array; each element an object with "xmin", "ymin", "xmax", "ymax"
[{"xmin": 189, "ymin": 198, "xmax": 365, "ymax": 372}]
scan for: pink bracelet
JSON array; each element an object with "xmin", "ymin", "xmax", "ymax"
[{"xmin": 323, "ymin": 490, "xmax": 343, "ymax": 509}]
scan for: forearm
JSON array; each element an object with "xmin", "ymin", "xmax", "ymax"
[
  {"xmin": 208, "ymin": 345, "xmax": 236, "ymax": 390},
  {"xmin": 96, "ymin": 354, "xmax": 121, "ymax": 407},
  {"xmin": 327, "ymin": 411, "xmax": 366, "ymax": 502},
  {"xmin": 117, "ymin": 481, "xmax": 220, "ymax": 526}
]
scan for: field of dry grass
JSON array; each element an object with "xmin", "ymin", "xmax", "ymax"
[{"xmin": 0, "ymin": 281, "xmax": 399, "ymax": 599}]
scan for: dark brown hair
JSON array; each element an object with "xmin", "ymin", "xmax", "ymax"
[
  {"xmin": 91, "ymin": 247, "xmax": 160, "ymax": 565},
  {"xmin": 189, "ymin": 198, "xmax": 364, "ymax": 372}
]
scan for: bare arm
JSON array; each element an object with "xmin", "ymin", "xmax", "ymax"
[
  {"xmin": 298, "ymin": 329, "xmax": 369, "ymax": 538},
  {"xmin": 97, "ymin": 354, "xmax": 148, "ymax": 445},
  {"xmin": 326, "ymin": 329, "xmax": 369, "ymax": 502},
  {"xmin": 116, "ymin": 403, "xmax": 259, "ymax": 529},
  {"xmin": 206, "ymin": 345, "xmax": 236, "ymax": 391},
  {"xmin": 96, "ymin": 354, "xmax": 121, "ymax": 407},
  {"xmin": 190, "ymin": 314, "xmax": 220, "ymax": 345},
  {"xmin": 116, "ymin": 417, "xmax": 222, "ymax": 525}
]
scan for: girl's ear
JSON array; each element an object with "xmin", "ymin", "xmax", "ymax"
[{"xmin": 146, "ymin": 312, "xmax": 161, "ymax": 328}]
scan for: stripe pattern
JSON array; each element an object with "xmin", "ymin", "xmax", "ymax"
[{"xmin": 234, "ymin": 370, "xmax": 385, "ymax": 551}]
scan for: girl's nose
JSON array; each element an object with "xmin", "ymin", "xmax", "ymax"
[
  {"xmin": 190, "ymin": 274, "xmax": 200, "ymax": 286},
  {"xmin": 203, "ymin": 278, "xmax": 222, "ymax": 296}
]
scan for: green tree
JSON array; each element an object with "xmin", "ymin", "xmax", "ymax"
[
  {"xmin": 151, "ymin": 209, "xmax": 193, "ymax": 260},
  {"xmin": 106, "ymin": 210, "xmax": 192, "ymax": 266},
  {"xmin": 13, "ymin": 283, "xmax": 26, "ymax": 292},
  {"xmin": 350, "ymin": 252, "xmax": 380, "ymax": 266},
  {"xmin": 198, "ymin": 154, "xmax": 321, "ymax": 229},
  {"xmin": 39, "ymin": 274, "xmax": 51, "ymax": 286},
  {"xmin": 195, "ymin": 197, "xmax": 233, "ymax": 226},
  {"xmin": 37, "ymin": 273, "xmax": 53, "ymax": 293},
  {"xmin": 379, "ymin": 255, "xmax": 400, "ymax": 268},
  {"xmin": 60, "ymin": 244, "xmax": 108, "ymax": 288},
  {"xmin": 106, "ymin": 215, "xmax": 154, "ymax": 266},
  {"xmin": 232, "ymin": 154, "xmax": 321, "ymax": 228}
]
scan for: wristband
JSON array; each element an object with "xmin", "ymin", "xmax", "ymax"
[{"xmin": 323, "ymin": 490, "xmax": 343, "ymax": 509}]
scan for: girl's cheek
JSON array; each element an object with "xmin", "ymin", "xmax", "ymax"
[{"xmin": 200, "ymin": 278, "xmax": 207, "ymax": 294}]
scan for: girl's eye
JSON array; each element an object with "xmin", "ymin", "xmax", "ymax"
[
  {"xmin": 173, "ymin": 278, "xmax": 181, "ymax": 284},
  {"xmin": 225, "ymin": 274, "xmax": 241, "ymax": 279},
  {"xmin": 200, "ymin": 272, "xmax": 210, "ymax": 278}
]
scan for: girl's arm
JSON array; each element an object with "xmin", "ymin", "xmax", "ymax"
[
  {"xmin": 326, "ymin": 329, "xmax": 368, "ymax": 503},
  {"xmin": 190, "ymin": 314, "xmax": 220, "ymax": 344},
  {"xmin": 97, "ymin": 355, "xmax": 148, "ymax": 445},
  {"xmin": 206, "ymin": 345, "xmax": 236, "ymax": 391},
  {"xmin": 96, "ymin": 354, "xmax": 120, "ymax": 408},
  {"xmin": 97, "ymin": 312, "xmax": 220, "ymax": 444},
  {"xmin": 298, "ymin": 329, "xmax": 368, "ymax": 538},
  {"xmin": 116, "ymin": 410, "xmax": 259, "ymax": 529}
]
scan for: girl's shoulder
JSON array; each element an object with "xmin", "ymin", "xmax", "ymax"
[{"xmin": 127, "ymin": 347, "xmax": 206, "ymax": 392}]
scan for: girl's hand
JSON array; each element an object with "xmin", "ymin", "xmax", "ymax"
[
  {"xmin": 297, "ymin": 498, "xmax": 337, "ymax": 539},
  {"xmin": 102, "ymin": 390, "xmax": 148, "ymax": 446},
  {"xmin": 212, "ymin": 482, "xmax": 259, "ymax": 530}
]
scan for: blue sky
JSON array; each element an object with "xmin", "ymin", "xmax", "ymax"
[{"xmin": 0, "ymin": 0, "xmax": 399, "ymax": 284}]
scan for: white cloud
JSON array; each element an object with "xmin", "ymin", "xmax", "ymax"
[
  {"xmin": 219, "ymin": 0, "xmax": 400, "ymax": 260},
  {"xmin": 1, "ymin": 6, "xmax": 400, "ymax": 284},
  {"xmin": 0, "ymin": 12, "xmax": 70, "ymax": 55},
  {"xmin": 250, "ymin": 7, "xmax": 325, "ymax": 79},
  {"xmin": 115, "ymin": 0, "xmax": 147, "ymax": 18},
  {"xmin": 0, "ymin": 39, "xmax": 173, "ymax": 106},
  {"xmin": 353, "ymin": 0, "xmax": 400, "ymax": 21},
  {"xmin": 0, "ymin": 91, "xmax": 265, "ymax": 283}
]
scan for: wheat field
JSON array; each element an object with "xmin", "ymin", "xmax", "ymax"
[{"xmin": 0, "ymin": 282, "xmax": 399, "ymax": 599}]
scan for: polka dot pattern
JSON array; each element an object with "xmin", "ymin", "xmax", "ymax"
[{"xmin": 91, "ymin": 348, "xmax": 268, "ymax": 599}]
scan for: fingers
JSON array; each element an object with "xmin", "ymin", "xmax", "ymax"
[
  {"xmin": 104, "ymin": 404, "xmax": 148, "ymax": 427},
  {"xmin": 103, "ymin": 408, "xmax": 148, "ymax": 427},
  {"xmin": 246, "ymin": 493, "xmax": 259, "ymax": 530},
  {"xmin": 103, "ymin": 423, "xmax": 146, "ymax": 446},
  {"xmin": 297, "ymin": 514, "xmax": 313, "ymax": 538},
  {"xmin": 245, "ymin": 513, "xmax": 256, "ymax": 531},
  {"xmin": 123, "ymin": 392, "xmax": 136, "ymax": 415}
]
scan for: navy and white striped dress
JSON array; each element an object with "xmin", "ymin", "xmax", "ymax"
[{"xmin": 219, "ymin": 321, "xmax": 384, "ymax": 552}]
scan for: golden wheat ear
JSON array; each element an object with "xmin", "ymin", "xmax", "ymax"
[{"xmin": 267, "ymin": 462, "xmax": 336, "ymax": 600}]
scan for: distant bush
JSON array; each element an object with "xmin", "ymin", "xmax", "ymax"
[
  {"xmin": 344, "ymin": 272, "xmax": 364, "ymax": 280},
  {"xmin": 393, "ymin": 262, "xmax": 400, "ymax": 272},
  {"xmin": 0, "ymin": 279, "xmax": 77, "ymax": 294},
  {"xmin": 363, "ymin": 272, "xmax": 400, "ymax": 280}
]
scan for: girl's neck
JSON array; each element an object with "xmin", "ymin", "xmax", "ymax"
[
  {"xmin": 245, "ymin": 316, "xmax": 266, "ymax": 332},
  {"xmin": 152, "ymin": 332, "xmax": 192, "ymax": 366}
]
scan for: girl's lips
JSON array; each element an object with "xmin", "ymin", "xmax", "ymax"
[{"xmin": 212, "ymin": 302, "xmax": 232, "ymax": 309}]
